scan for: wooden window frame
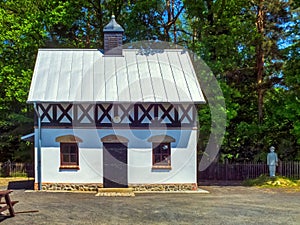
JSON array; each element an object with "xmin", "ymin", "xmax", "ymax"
[
  {"xmin": 55, "ymin": 135, "xmax": 82, "ymax": 170},
  {"xmin": 59, "ymin": 143, "xmax": 80, "ymax": 170},
  {"xmin": 152, "ymin": 143, "xmax": 171, "ymax": 170}
]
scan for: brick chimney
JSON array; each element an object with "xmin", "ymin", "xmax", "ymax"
[{"xmin": 103, "ymin": 15, "xmax": 124, "ymax": 56}]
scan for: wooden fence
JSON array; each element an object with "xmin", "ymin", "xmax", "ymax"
[
  {"xmin": 0, "ymin": 162, "xmax": 34, "ymax": 177},
  {"xmin": 1, "ymin": 161, "xmax": 299, "ymax": 180},
  {"xmin": 198, "ymin": 161, "xmax": 300, "ymax": 180}
]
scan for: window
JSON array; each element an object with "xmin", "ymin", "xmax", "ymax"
[
  {"xmin": 148, "ymin": 135, "xmax": 175, "ymax": 170},
  {"xmin": 55, "ymin": 135, "xmax": 82, "ymax": 170},
  {"xmin": 152, "ymin": 143, "xmax": 171, "ymax": 169},
  {"xmin": 60, "ymin": 143, "xmax": 79, "ymax": 169}
]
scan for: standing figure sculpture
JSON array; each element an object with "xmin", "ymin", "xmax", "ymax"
[{"xmin": 267, "ymin": 146, "xmax": 278, "ymax": 177}]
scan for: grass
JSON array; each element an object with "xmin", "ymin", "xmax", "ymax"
[
  {"xmin": 0, "ymin": 177, "xmax": 34, "ymax": 188},
  {"xmin": 243, "ymin": 174, "xmax": 300, "ymax": 190}
]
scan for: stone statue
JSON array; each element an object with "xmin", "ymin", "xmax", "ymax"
[{"xmin": 267, "ymin": 146, "xmax": 278, "ymax": 177}]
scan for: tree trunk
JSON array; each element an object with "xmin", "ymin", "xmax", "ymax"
[
  {"xmin": 86, "ymin": 11, "xmax": 91, "ymax": 48},
  {"xmin": 206, "ymin": 0, "xmax": 214, "ymax": 26},
  {"xmin": 172, "ymin": 0, "xmax": 177, "ymax": 43},
  {"xmin": 256, "ymin": 0, "xmax": 265, "ymax": 124}
]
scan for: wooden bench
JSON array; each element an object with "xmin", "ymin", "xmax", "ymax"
[{"xmin": 0, "ymin": 190, "xmax": 18, "ymax": 217}]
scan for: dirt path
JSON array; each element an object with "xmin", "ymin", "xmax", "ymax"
[{"xmin": 0, "ymin": 186, "xmax": 299, "ymax": 225}]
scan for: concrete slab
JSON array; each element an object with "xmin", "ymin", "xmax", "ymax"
[
  {"xmin": 96, "ymin": 188, "xmax": 135, "ymax": 197},
  {"xmin": 134, "ymin": 188, "xmax": 209, "ymax": 194}
]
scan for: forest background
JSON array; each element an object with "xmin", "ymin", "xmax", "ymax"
[{"xmin": 0, "ymin": 0, "xmax": 299, "ymax": 163}]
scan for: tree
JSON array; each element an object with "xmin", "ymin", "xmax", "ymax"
[
  {"xmin": 253, "ymin": 0, "xmax": 292, "ymax": 124},
  {"xmin": 122, "ymin": 0, "xmax": 185, "ymax": 43},
  {"xmin": 0, "ymin": 0, "xmax": 299, "ymax": 163},
  {"xmin": 184, "ymin": 0, "xmax": 299, "ymax": 161},
  {"xmin": 0, "ymin": 0, "xmax": 46, "ymax": 161},
  {"xmin": 0, "ymin": 0, "xmax": 185, "ymax": 161}
]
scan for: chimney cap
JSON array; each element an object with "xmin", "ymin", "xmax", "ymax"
[{"xmin": 103, "ymin": 15, "xmax": 124, "ymax": 33}]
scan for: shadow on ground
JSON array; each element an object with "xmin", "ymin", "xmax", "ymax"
[
  {"xmin": 7, "ymin": 180, "xmax": 34, "ymax": 190},
  {"xmin": 199, "ymin": 180, "xmax": 243, "ymax": 186},
  {"xmin": 0, "ymin": 215, "xmax": 10, "ymax": 222}
]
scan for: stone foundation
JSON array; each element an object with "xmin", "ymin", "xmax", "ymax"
[
  {"xmin": 36, "ymin": 183, "xmax": 103, "ymax": 192},
  {"xmin": 37, "ymin": 183, "xmax": 197, "ymax": 192}
]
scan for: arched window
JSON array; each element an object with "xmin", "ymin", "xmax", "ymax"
[
  {"xmin": 55, "ymin": 135, "xmax": 83, "ymax": 170},
  {"xmin": 147, "ymin": 135, "xmax": 175, "ymax": 170}
]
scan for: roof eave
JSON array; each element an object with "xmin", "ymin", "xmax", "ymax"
[{"xmin": 26, "ymin": 100, "xmax": 206, "ymax": 104}]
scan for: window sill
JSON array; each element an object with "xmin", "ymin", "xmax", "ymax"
[
  {"xmin": 59, "ymin": 165, "xmax": 80, "ymax": 170},
  {"xmin": 152, "ymin": 165, "xmax": 172, "ymax": 170}
]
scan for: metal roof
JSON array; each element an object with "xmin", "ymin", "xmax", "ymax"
[
  {"xmin": 103, "ymin": 15, "xmax": 124, "ymax": 33},
  {"xmin": 27, "ymin": 48, "xmax": 205, "ymax": 103}
]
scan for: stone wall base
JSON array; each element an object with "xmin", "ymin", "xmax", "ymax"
[
  {"xmin": 36, "ymin": 183, "xmax": 197, "ymax": 192},
  {"xmin": 36, "ymin": 183, "xmax": 102, "ymax": 191}
]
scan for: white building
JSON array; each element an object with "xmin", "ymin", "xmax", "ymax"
[{"xmin": 27, "ymin": 16, "xmax": 205, "ymax": 191}]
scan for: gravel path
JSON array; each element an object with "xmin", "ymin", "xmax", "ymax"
[{"xmin": 0, "ymin": 186, "xmax": 299, "ymax": 225}]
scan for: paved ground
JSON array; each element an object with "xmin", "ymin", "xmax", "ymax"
[{"xmin": 0, "ymin": 185, "xmax": 299, "ymax": 225}]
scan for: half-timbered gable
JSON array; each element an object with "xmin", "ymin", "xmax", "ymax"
[{"xmin": 35, "ymin": 103, "xmax": 197, "ymax": 128}]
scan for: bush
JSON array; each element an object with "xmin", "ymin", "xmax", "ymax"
[
  {"xmin": 243, "ymin": 174, "xmax": 299, "ymax": 188},
  {"xmin": 9, "ymin": 171, "xmax": 28, "ymax": 177}
]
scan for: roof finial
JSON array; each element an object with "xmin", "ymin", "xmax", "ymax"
[{"xmin": 103, "ymin": 14, "xmax": 124, "ymax": 32}]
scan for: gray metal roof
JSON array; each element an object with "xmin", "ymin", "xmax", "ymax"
[
  {"xmin": 103, "ymin": 15, "xmax": 124, "ymax": 33},
  {"xmin": 27, "ymin": 48, "xmax": 205, "ymax": 103}
]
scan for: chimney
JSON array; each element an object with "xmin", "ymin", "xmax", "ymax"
[{"xmin": 103, "ymin": 15, "xmax": 124, "ymax": 56}]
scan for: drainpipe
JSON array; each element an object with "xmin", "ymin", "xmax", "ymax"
[{"xmin": 34, "ymin": 103, "xmax": 42, "ymax": 190}]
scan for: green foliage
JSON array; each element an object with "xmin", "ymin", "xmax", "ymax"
[
  {"xmin": 8, "ymin": 171, "xmax": 28, "ymax": 178},
  {"xmin": 0, "ymin": 121, "xmax": 33, "ymax": 162},
  {"xmin": 0, "ymin": 0, "xmax": 299, "ymax": 163},
  {"xmin": 185, "ymin": 0, "xmax": 299, "ymax": 162},
  {"xmin": 243, "ymin": 174, "xmax": 300, "ymax": 188},
  {"xmin": 0, "ymin": 170, "xmax": 28, "ymax": 178},
  {"xmin": 122, "ymin": 0, "xmax": 165, "ymax": 41}
]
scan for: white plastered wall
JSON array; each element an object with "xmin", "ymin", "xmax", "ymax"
[{"xmin": 34, "ymin": 128, "xmax": 197, "ymax": 184}]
